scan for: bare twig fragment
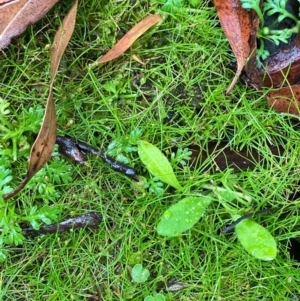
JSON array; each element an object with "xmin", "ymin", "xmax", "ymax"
[
  {"xmin": 90, "ymin": 14, "xmax": 162, "ymax": 67},
  {"xmin": 214, "ymin": 0, "xmax": 251, "ymax": 94},
  {"xmin": 0, "ymin": 0, "xmax": 60, "ymax": 49}
]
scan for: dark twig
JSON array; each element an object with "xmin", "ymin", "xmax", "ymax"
[
  {"xmin": 221, "ymin": 208, "xmax": 277, "ymax": 234},
  {"xmin": 56, "ymin": 135, "xmax": 139, "ymax": 181},
  {"xmin": 22, "ymin": 212, "xmax": 102, "ymax": 237}
]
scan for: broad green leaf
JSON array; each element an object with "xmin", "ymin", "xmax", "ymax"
[
  {"xmin": 138, "ymin": 140, "xmax": 182, "ymax": 190},
  {"xmin": 235, "ymin": 219, "xmax": 277, "ymax": 261},
  {"xmin": 157, "ymin": 196, "xmax": 211, "ymax": 236}
]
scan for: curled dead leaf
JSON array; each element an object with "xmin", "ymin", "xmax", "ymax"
[{"xmin": 214, "ymin": 0, "xmax": 252, "ymax": 94}]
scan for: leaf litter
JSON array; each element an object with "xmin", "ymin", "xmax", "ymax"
[
  {"xmin": 0, "ymin": 0, "xmax": 60, "ymax": 49},
  {"xmin": 3, "ymin": 0, "xmax": 78, "ymax": 200},
  {"xmin": 215, "ymin": 0, "xmax": 300, "ymax": 114}
]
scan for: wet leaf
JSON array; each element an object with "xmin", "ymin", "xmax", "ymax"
[
  {"xmin": 92, "ymin": 14, "xmax": 162, "ymax": 65},
  {"xmin": 22, "ymin": 212, "xmax": 102, "ymax": 237},
  {"xmin": 157, "ymin": 196, "xmax": 212, "ymax": 236},
  {"xmin": 138, "ymin": 140, "xmax": 182, "ymax": 190},
  {"xmin": 0, "ymin": 0, "xmax": 60, "ymax": 49},
  {"xmin": 235, "ymin": 218, "xmax": 277, "ymax": 261},
  {"xmin": 214, "ymin": 0, "xmax": 251, "ymax": 94},
  {"xmin": 267, "ymin": 84, "xmax": 300, "ymax": 115}
]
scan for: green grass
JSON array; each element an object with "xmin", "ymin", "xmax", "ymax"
[{"xmin": 1, "ymin": 0, "xmax": 300, "ymax": 300}]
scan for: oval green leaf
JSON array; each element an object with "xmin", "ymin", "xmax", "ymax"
[
  {"xmin": 235, "ymin": 219, "xmax": 277, "ymax": 261},
  {"xmin": 138, "ymin": 140, "xmax": 182, "ymax": 190},
  {"xmin": 157, "ymin": 196, "xmax": 212, "ymax": 236}
]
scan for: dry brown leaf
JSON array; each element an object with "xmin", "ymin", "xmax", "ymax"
[
  {"xmin": 0, "ymin": 0, "xmax": 60, "ymax": 49},
  {"xmin": 267, "ymin": 85, "xmax": 300, "ymax": 116},
  {"xmin": 92, "ymin": 14, "xmax": 162, "ymax": 66},
  {"xmin": 0, "ymin": 0, "xmax": 16, "ymax": 4},
  {"xmin": 28, "ymin": 0, "xmax": 78, "ymax": 177},
  {"xmin": 3, "ymin": 0, "xmax": 78, "ymax": 200},
  {"xmin": 214, "ymin": 0, "xmax": 251, "ymax": 94},
  {"xmin": 50, "ymin": 0, "xmax": 78, "ymax": 79}
]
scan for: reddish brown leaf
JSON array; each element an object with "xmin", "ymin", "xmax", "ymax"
[
  {"xmin": 214, "ymin": 0, "xmax": 251, "ymax": 94},
  {"xmin": 0, "ymin": 0, "xmax": 60, "ymax": 49},
  {"xmin": 245, "ymin": 33, "xmax": 300, "ymax": 89},
  {"xmin": 3, "ymin": 0, "xmax": 78, "ymax": 200},
  {"xmin": 92, "ymin": 14, "xmax": 162, "ymax": 66},
  {"xmin": 267, "ymin": 85, "xmax": 300, "ymax": 116}
]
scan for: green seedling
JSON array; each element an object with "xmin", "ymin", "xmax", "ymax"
[
  {"xmin": 0, "ymin": 98, "xmax": 43, "ymax": 161},
  {"xmin": 144, "ymin": 293, "xmax": 166, "ymax": 301},
  {"xmin": 240, "ymin": 0, "xmax": 300, "ymax": 66},
  {"xmin": 138, "ymin": 140, "xmax": 277, "ymax": 261},
  {"xmin": 107, "ymin": 127, "xmax": 142, "ymax": 163},
  {"xmin": 131, "ymin": 263, "xmax": 150, "ymax": 283}
]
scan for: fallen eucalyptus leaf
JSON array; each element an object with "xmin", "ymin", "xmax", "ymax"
[
  {"xmin": 214, "ymin": 0, "xmax": 251, "ymax": 94},
  {"xmin": 0, "ymin": 0, "xmax": 15, "ymax": 4},
  {"xmin": 157, "ymin": 196, "xmax": 212, "ymax": 236},
  {"xmin": 3, "ymin": 0, "xmax": 78, "ymax": 200},
  {"xmin": 28, "ymin": 0, "xmax": 78, "ymax": 175},
  {"xmin": 0, "ymin": 0, "xmax": 60, "ymax": 49},
  {"xmin": 90, "ymin": 14, "xmax": 162, "ymax": 67},
  {"xmin": 138, "ymin": 140, "xmax": 182, "ymax": 190},
  {"xmin": 235, "ymin": 218, "xmax": 277, "ymax": 261}
]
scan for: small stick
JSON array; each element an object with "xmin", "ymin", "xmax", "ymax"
[
  {"xmin": 221, "ymin": 208, "xmax": 277, "ymax": 234},
  {"xmin": 56, "ymin": 135, "xmax": 138, "ymax": 181},
  {"xmin": 22, "ymin": 213, "xmax": 102, "ymax": 237}
]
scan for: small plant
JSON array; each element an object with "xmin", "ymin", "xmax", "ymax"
[
  {"xmin": 144, "ymin": 294, "xmax": 166, "ymax": 301},
  {"xmin": 157, "ymin": 0, "xmax": 201, "ymax": 13},
  {"xmin": 0, "ymin": 155, "xmax": 68, "ymax": 261},
  {"xmin": 0, "ymin": 101, "xmax": 72, "ymax": 262},
  {"xmin": 0, "ymin": 97, "xmax": 43, "ymax": 161},
  {"xmin": 131, "ymin": 263, "xmax": 150, "ymax": 283},
  {"xmin": 107, "ymin": 127, "xmax": 142, "ymax": 163},
  {"xmin": 131, "ymin": 264, "xmax": 166, "ymax": 301},
  {"xmin": 137, "ymin": 140, "xmax": 277, "ymax": 261},
  {"xmin": 170, "ymin": 147, "xmax": 192, "ymax": 166},
  {"xmin": 240, "ymin": 0, "xmax": 300, "ymax": 66},
  {"xmin": 143, "ymin": 176, "xmax": 165, "ymax": 195}
]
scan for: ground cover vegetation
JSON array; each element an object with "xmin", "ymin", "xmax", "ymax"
[{"xmin": 1, "ymin": 0, "xmax": 300, "ymax": 300}]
